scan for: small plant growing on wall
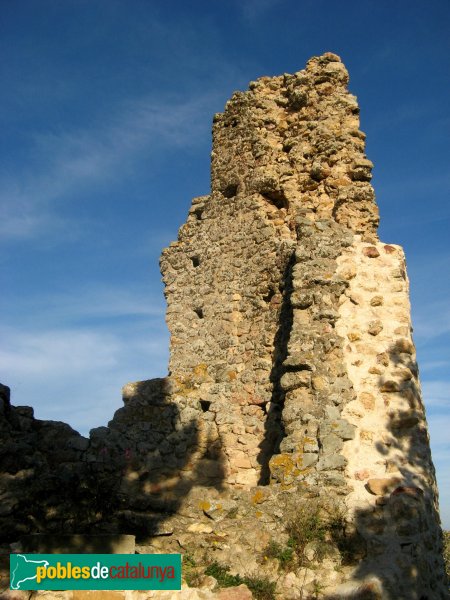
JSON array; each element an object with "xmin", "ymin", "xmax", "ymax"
[{"xmin": 264, "ymin": 498, "xmax": 356, "ymax": 571}]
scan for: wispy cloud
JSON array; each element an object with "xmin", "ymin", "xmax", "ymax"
[
  {"xmin": 0, "ymin": 206, "xmax": 66, "ymax": 241},
  {"xmin": 238, "ymin": 0, "xmax": 286, "ymax": 21},
  {"xmin": 0, "ymin": 328, "xmax": 119, "ymax": 375},
  {"xmin": 422, "ymin": 380, "xmax": 450, "ymax": 413},
  {"xmin": 421, "ymin": 360, "xmax": 450, "ymax": 372},
  {"xmin": 1, "ymin": 323, "xmax": 169, "ymax": 435},
  {"xmin": 427, "ymin": 413, "xmax": 450, "ymax": 528},
  {"xmin": 413, "ymin": 301, "xmax": 450, "ymax": 341},
  {"xmin": 3, "ymin": 283, "xmax": 166, "ymax": 326},
  {"xmin": 0, "ymin": 92, "xmax": 218, "ymax": 241},
  {"xmin": 1, "ymin": 281, "xmax": 170, "ymax": 435}
]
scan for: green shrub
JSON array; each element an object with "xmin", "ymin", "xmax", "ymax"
[
  {"xmin": 183, "ymin": 553, "xmax": 203, "ymax": 588},
  {"xmin": 265, "ymin": 498, "xmax": 354, "ymax": 571},
  {"xmin": 245, "ymin": 575, "xmax": 277, "ymax": 600},
  {"xmin": 204, "ymin": 561, "xmax": 276, "ymax": 600},
  {"xmin": 265, "ymin": 539, "xmax": 295, "ymax": 569},
  {"xmin": 285, "ymin": 502, "xmax": 331, "ymax": 565},
  {"xmin": 205, "ymin": 562, "xmax": 243, "ymax": 587}
]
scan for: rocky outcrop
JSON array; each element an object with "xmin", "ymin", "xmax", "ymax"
[{"xmin": 1, "ymin": 53, "xmax": 448, "ymax": 599}]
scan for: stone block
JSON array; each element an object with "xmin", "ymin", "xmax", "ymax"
[
  {"xmin": 366, "ymin": 477, "xmax": 402, "ymax": 496},
  {"xmin": 320, "ymin": 433, "xmax": 343, "ymax": 455},
  {"xmin": 362, "ymin": 246, "xmax": 380, "ymax": 258},
  {"xmin": 359, "ymin": 392, "xmax": 375, "ymax": 410},
  {"xmin": 280, "ymin": 371, "xmax": 311, "ymax": 391},
  {"xmin": 367, "ymin": 320, "xmax": 383, "ymax": 336},
  {"xmin": 317, "ymin": 454, "xmax": 347, "ymax": 470},
  {"xmin": 321, "ymin": 418, "xmax": 356, "ymax": 440},
  {"xmin": 380, "ymin": 380, "xmax": 401, "ymax": 393},
  {"xmin": 283, "ymin": 353, "xmax": 314, "ymax": 370}
]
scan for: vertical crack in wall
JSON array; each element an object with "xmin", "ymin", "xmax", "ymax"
[
  {"xmin": 268, "ymin": 214, "xmax": 357, "ymax": 493},
  {"xmin": 257, "ymin": 252, "xmax": 295, "ymax": 484}
]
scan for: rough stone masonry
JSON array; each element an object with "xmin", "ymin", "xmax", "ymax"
[{"xmin": 0, "ymin": 53, "xmax": 448, "ymax": 599}]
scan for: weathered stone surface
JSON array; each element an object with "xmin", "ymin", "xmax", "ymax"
[
  {"xmin": 380, "ymin": 379, "xmax": 401, "ymax": 392},
  {"xmin": 280, "ymin": 371, "xmax": 311, "ymax": 391},
  {"xmin": 370, "ymin": 295, "xmax": 383, "ymax": 306},
  {"xmin": 187, "ymin": 523, "xmax": 213, "ymax": 534},
  {"xmin": 366, "ymin": 477, "xmax": 402, "ymax": 496},
  {"xmin": 18, "ymin": 534, "xmax": 135, "ymax": 554},
  {"xmin": 354, "ymin": 469, "xmax": 370, "ymax": 481},
  {"xmin": 391, "ymin": 485, "xmax": 423, "ymax": 498},
  {"xmin": 216, "ymin": 586, "xmax": 253, "ymax": 600},
  {"xmin": 362, "ymin": 246, "xmax": 380, "ymax": 258},
  {"xmin": 359, "ymin": 392, "xmax": 376, "ymax": 411}
]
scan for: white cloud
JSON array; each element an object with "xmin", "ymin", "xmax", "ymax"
[
  {"xmin": 0, "ymin": 92, "xmax": 218, "ymax": 241},
  {"xmin": 1, "ymin": 281, "xmax": 170, "ymax": 435},
  {"xmin": 9, "ymin": 284, "xmax": 166, "ymax": 325},
  {"xmin": 0, "ymin": 328, "xmax": 119, "ymax": 375},
  {"xmin": 412, "ymin": 300, "xmax": 450, "ymax": 341},
  {"xmin": 427, "ymin": 413, "xmax": 450, "ymax": 529},
  {"xmin": 0, "ymin": 204, "xmax": 64, "ymax": 240},
  {"xmin": 1, "ymin": 324, "xmax": 169, "ymax": 435},
  {"xmin": 421, "ymin": 380, "xmax": 450, "ymax": 412}
]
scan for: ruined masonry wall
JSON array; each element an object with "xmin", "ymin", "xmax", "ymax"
[
  {"xmin": 0, "ymin": 52, "xmax": 447, "ymax": 599},
  {"xmin": 268, "ymin": 217, "xmax": 357, "ymax": 491},
  {"xmin": 160, "ymin": 194, "xmax": 295, "ymax": 486},
  {"xmin": 336, "ymin": 239, "xmax": 445, "ymax": 596},
  {"xmin": 211, "ymin": 54, "xmax": 379, "ymax": 234},
  {"xmin": 161, "ymin": 52, "xmax": 380, "ymax": 486},
  {"xmin": 156, "ymin": 52, "xmax": 447, "ymax": 596}
]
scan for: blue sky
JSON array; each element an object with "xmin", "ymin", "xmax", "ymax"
[{"xmin": 0, "ymin": 0, "xmax": 449, "ymax": 525}]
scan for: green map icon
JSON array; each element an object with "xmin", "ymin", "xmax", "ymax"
[{"xmin": 10, "ymin": 555, "xmax": 49, "ymax": 590}]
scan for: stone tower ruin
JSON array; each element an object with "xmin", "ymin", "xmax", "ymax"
[
  {"xmin": 161, "ymin": 51, "xmax": 379, "ymax": 489},
  {"xmin": 156, "ymin": 53, "xmax": 448, "ymax": 596},
  {"xmin": 1, "ymin": 53, "xmax": 448, "ymax": 599}
]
